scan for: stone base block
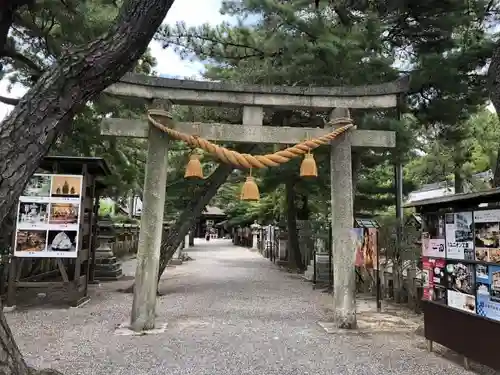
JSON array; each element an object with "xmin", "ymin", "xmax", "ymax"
[
  {"xmin": 95, "ymin": 256, "xmax": 118, "ymax": 264},
  {"xmin": 115, "ymin": 322, "xmax": 168, "ymax": 336}
]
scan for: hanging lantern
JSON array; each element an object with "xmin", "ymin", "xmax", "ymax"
[
  {"xmin": 300, "ymin": 152, "xmax": 318, "ymax": 179},
  {"xmin": 184, "ymin": 153, "xmax": 204, "ymax": 179},
  {"xmin": 240, "ymin": 175, "xmax": 260, "ymax": 201}
]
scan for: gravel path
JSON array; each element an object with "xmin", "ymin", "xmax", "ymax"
[{"xmin": 6, "ymin": 239, "xmax": 490, "ymax": 374}]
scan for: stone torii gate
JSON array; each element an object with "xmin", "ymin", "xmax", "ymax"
[{"xmin": 101, "ymin": 74, "xmax": 409, "ymax": 332}]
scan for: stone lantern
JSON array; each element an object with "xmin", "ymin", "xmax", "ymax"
[
  {"xmin": 94, "ymin": 219, "xmax": 123, "ymax": 281},
  {"xmin": 250, "ymin": 221, "xmax": 261, "ymax": 251}
]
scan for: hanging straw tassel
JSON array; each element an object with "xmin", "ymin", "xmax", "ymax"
[
  {"xmin": 184, "ymin": 153, "xmax": 204, "ymax": 179},
  {"xmin": 300, "ymin": 152, "xmax": 318, "ymax": 179},
  {"xmin": 240, "ymin": 169, "xmax": 260, "ymax": 201}
]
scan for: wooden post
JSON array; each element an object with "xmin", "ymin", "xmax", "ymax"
[
  {"xmin": 426, "ymin": 339, "xmax": 433, "ymax": 352},
  {"xmin": 88, "ymin": 189, "xmax": 101, "ymax": 284},
  {"xmin": 6, "ymin": 258, "xmax": 17, "ymax": 307},
  {"xmin": 83, "ymin": 174, "xmax": 96, "ymax": 293}
]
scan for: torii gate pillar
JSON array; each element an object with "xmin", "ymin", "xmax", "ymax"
[
  {"xmin": 130, "ymin": 100, "xmax": 170, "ymax": 331},
  {"xmin": 329, "ymin": 108, "xmax": 356, "ymax": 328}
]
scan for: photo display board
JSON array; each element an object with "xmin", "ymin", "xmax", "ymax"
[
  {"xmin": 351, "ymin": 228, "xmax": 378, "ymax": 269},
  {"xmin": 421, "ymin": 208, "xmax": 500, "ymax": 322},
  {"xmin": 14, "ymin": 174, "xmax": 83, "ymax": 258}
]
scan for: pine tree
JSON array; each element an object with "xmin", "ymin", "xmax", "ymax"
[{"xmin": 0, "ymin": 0, "xmax": 175, "ymax": 373}]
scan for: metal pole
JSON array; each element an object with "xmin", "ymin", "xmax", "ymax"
[
  {"xmin": 328, "ymin": 223, "xmax": 333, "ymax": 293},
  {"xmin": 313, "ymin": 249, "xmax": 317, "ymax": 290},
  {"xmin": 394, "ymin": 95, "xmax": 404, "ymax": 304},
  {"xmin": 376, "ymin": 228, "xmax": 381, "ymax": 312},
  {"xmin": 395, "ymin": 95, "xmax": 404, "ymax": 235}
]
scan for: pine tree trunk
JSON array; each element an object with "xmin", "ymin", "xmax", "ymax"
[
  {"xmin": 488, "ymin": 40, "xmax": 500, "ymax": 186},
  {"xmin": 0, "ymin": 0, "xmax": 175, "ymax": 224},
  {"xmin": 0, "ymin": 299, "xmax": 62, "ymax": 375},
  {"xmin": 0, "ymin": 0, "xmax": 175, "ymax": 373},
  {"xmin": 454, "ymin": 169, "xmax": 464, "ymax": 193},
  {"xmin": 121, "ymin": 145, "xmax": 257, "ymax": 294},
  {"xmin": 0, "ymin": 308, "xmax": 30, "ymax": 375},
  {"xmin": 188, "ymin": 225, "xmax": 195, "ymax": 246},
  {"xmin": 155, "ymin": 145, "xmax": 256, "ymax": 285},
  {"xmin": 285, "ymin": 179, "xmax": 304, "ymax": 271}
]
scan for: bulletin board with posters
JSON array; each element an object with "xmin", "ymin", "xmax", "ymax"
[
  {"xmin": 407, "ymin": 189, "xmax": 500, "ymax": 371},
  {"xmin": 6, "ymin": 156, "xmax": 112, "ymax": 309},
  {"xmin": 14, "ymin": 174, "xmax": 83, "ymax": 258}
]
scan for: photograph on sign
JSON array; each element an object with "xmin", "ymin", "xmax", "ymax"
[
  {"xmin": 477, "ymin": 264, "xmax": 489, "ymax": 283},
  {"xmin": 47, "ymin": 230, "xmax": 78, "ymax": 254},
  {"xmin": 49, "ymin": 203, "xmax": 79, "ymax": 229},
  {"xmin": 422, "ymin": 214, "xmax": 446, "ymax": 258},
  {"xmin": 445, "ymin": 212, "xmax": 474, "ymax": 260},
  {"xmin": 490, "ymin": 249, "xmax": 500, "ymax": 263},
  {"xmin": 17, "ymin": 202, "xmax": 49, "ymax": 227},
  {"xmin": 21, "ymin": 175, "xmax": 51, "ymax": 197},
  {"xmin": 15, "ymin": 230, "xmax": 47, "ymax": 254},
  {"xmin": 446, "ymin": 261, "xmax": 475, "ymax": 295},
  {"xmin": 50, "ymin": 175, "xmax": 82, "ymax": 198},
  {"xmin": 447, "ymin": 289, "xmax": 476, "ymax": 314},
  {"xmin": 476, "ymin": 265, "xmax": 500, "ymax": 322},
  {"xmin": 474, "ymin": 209, "xmax": 500, "ymax": 264}
]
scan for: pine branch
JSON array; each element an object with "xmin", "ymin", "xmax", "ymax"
[
  {"xmin": 0, "ymin": 95, "xmax": 19, "ymax": 106},
  {"xmin": 2, "ymin": 46, "xmax": 43, "ymax": 74},
  {"xmin": 166, "ymin": 33, "xmax": 271, "ymax": 59},
  {"xmin": 0, "ymin": 1, "xmax": 35, "ymax": 52},
  {"xmin": 332, "ymin": 5, "xmax": 353, "ymax": 26},
  {"xmin": 12, "ymin": 13, "xmax": 62, "ymax": 59}
]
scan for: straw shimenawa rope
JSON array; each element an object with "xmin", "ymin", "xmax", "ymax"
[{"xmin": 147, "ymin": 109, "xmax": 355, "ymax": 169}]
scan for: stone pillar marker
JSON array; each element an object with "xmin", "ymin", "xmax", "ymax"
[
  {"xmin": 329, "ymin": 107, "xmax": 357, "ymax": 329},
  {"xmin": 252, "ymin": 233, "xmax": 258, "ymax": 250},
  {"xmin": 130, "ymin": 100, "xmax": 170, "ymax": 332},
  {"xmin": 250, "ymin": 221, "xmax": 261, "ymax": 251}
]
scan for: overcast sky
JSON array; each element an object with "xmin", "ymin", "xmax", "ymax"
[{"xmin": 0, "ymin": 0, "xmax": 229, "ymax": 121}]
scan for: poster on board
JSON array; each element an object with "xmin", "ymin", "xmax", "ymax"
[
  {"xmin": 422, "ymin": 257, "xmax": 447, "ymax": 304},
  {"xmin": 351, "ymin": 228, "xmax": 364, "ymax": 267},
  {"xmin": 366, "ymin": 228, "xmax": 378, "ymax": 270},
  {"xmin": 351, "ymin": 228, "xmax": 378, "ymax": 269},
  {"xmin": 474, "ymin": 209, "xmax": 500, "ymax": 264},
  {"xmin": 447, "ymin": 289, "xmax": 476, "ymax": 314},
  {"xmin": 476, "ymin": 265, "xmax": 500, "ymax": 322},
  {"xmin": 446, "ymin": 260, "xmax": 476, "ymax": 313},
  {"xmin": 446, "ymin": 261, "xmax": 475, "ymax": 295},
  {"xmin": 14, "ymin": 174, "xmax": 82, "ymax": 258},
  {"xmin": 445, "ymin": 212, "xmax": 474, "ymax": 260},
  {"xmin": 422, "ymin": 214, "xmax": 446, "ymax": 258}
]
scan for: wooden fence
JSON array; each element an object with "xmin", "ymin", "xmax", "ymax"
[{"xmin": 109, "ymin": 223, "xmax": 140, "ymax": 258}]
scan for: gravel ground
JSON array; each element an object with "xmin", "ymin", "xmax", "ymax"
[{"xmin": 6, "ymin": 239, "xmax": 493, "ymax": 375}]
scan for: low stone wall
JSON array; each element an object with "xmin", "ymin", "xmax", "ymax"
[{"xmin": 110, "ymin": 223, "xmax": 140, "ymax": 258}]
